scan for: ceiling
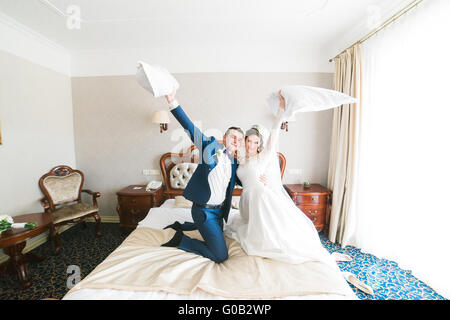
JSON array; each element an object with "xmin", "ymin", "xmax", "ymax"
[{"xmin": 0, "ymin": 0, "xmax": 409, "ymax": 52}]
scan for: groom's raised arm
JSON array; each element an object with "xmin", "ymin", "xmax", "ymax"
[{"xmin": 166, "ymin": 96, "xmax": 210, "ymax": 150}]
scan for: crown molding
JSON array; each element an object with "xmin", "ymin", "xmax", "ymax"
[{"xmin": 0, "ymin": 10, "xmax": 71, "ymax": 76}]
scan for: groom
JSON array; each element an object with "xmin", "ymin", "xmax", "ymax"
[{"xmin": 161, "ymin": 91, "xmax": 244, "ymax": 263}]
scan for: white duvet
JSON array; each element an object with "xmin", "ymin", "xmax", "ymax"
[{"xmin": 63, "ymin": 200, "xmax": 356, "ymax": 300}]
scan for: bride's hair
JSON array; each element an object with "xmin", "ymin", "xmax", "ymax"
[{"xmin": 245, "ymin": 125, "xmax": 264, "ymax": 153}]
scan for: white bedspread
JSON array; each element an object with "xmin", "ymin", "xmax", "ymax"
[{"xmin": 63, "ymin": 199, "xmax": 357, "ymax": 300}]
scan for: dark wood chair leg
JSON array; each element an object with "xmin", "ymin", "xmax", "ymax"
[
  {"xmin": 93, "ymin": 212, "xmax": 102, "ymax": 237},
  {"xmin": 49, "ymin": 224, "xmax": 62, "ymax": 255}
]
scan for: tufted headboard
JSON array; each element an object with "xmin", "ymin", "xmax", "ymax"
[{"xmin": 160, "ymin": 144, "xmax": 286, "ymax": 200}]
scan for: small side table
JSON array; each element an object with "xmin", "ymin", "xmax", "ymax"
[
  {"xmin": 284, "ymin": 184, "xmax": 332, "ymax": 233},
  {"xmin": 116, "ymin": 185, "xmax": 164, "ymax": 233},
  {"xmin": 0, "ymin": 212, "xmax": 53, "ymax": 289}
]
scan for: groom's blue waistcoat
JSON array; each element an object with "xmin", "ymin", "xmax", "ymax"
[{"xmin": 170, "ymin": 105, "xmax": 238, "ymax": 222}]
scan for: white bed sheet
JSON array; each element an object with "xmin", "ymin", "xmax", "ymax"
[{"xmin": 63, "ymin": 199, "xmax": 356, "ymax": 300}]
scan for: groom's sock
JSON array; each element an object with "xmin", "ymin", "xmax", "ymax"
[{"xmin": 161, "ymin": 229, "xmax": 183, "ymax": 247}]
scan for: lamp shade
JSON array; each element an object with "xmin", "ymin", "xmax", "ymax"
[{"xmin": 152, "ymin": 110, "xmax": 170, "ymax": 124}]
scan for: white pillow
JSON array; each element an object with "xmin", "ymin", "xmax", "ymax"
[
  {"xmin": 174, "ymin": 196, "xmax": 193, "ymax": 209},
  {"xmin": 267, "ymin": 85, "xmax": 357, "ymax": 120},
  {"xmin": 136, "ymin": 61, "xmax": 179, "ymax": 98}
]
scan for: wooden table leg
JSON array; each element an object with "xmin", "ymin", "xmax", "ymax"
[
  {"xmin": 2, "ymin": 241, "xmax": 45, "ymax": 289},
  {"xmin": 0, "ymin": 260, "xmax": 8, "ymax": 276},
  {"xmin": 23, "ymin": 252, "xmax": 46, "ymax": 263}
]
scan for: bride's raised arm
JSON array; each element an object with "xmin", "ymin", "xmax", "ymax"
[{"xmin": 262, "ymin": 90, "xmax": 286, "ymax": 157}]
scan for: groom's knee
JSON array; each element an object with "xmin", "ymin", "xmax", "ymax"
[
  {"xmin": 214, "ymin": 252, "xmax": 228, "ymax": 263},
  {"xmin": 212, "ymin": 248, "xmax": 228, "ymax": 263}
]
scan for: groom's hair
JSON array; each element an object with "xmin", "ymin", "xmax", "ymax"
[{"xmin": 224, "ymin": 126, "xmax": 244, "ymax": 137}]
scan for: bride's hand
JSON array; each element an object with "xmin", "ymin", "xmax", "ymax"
[{"xmin": 278, "ymin": 90, "xmax": 286, "ymax": 110}]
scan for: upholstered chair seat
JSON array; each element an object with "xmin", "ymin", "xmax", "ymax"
[
  {"xmin": 52, "ymin": 202, "xmax": 99, "ymax": 224},
  {"xmin": 39, "ymin": 165, "xmax": 102, "ymax": 255}
]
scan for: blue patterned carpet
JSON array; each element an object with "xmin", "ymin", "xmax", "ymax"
[
  {"xmin": 318, "ymin": 232, "xmax": 446, "ymax": 300},
  {"xmin": 0, "ymin": 223, "xmax": 446, "ymax": 300}
]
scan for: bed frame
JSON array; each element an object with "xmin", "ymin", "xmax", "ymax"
[{"xmin": 159, "ymin": 144, "xmax": 286, "ymax": 200}]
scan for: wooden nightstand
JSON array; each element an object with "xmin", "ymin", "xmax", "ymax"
[
  {"xmin": 116, "ymin": 185, "xmax": 164, "ymax": 232},
  {"xmin": 284, "ymin": 184, "xmax": 332, "ymax": 233}
]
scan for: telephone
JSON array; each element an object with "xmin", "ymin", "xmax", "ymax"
[{"xmin": 146, "ymin": 180, "xmax": 162, "ymax": 191}]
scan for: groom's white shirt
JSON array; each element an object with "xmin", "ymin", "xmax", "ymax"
[
  {"xmin": 207, "ymin": 151, "xmax": 232, "ymax": 205},
  {"xmin": 169, "ymin": 100, "xmax": 232, "ymax": 206}
]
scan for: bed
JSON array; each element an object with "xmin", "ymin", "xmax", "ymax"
[{"xmin": 63, "ymin": 146, "xmax": 357, "ymax": 300}]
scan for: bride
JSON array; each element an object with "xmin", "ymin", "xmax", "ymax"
[{"xmin": 224, "ymin": 91, "xmax": 337, "ymax": 268}]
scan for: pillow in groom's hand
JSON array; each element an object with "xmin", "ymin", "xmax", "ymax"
[
  {"xmin": 267, "ymin": 85, "xmax": 357, "ymax": 120},
  {"xmin": 136, "ymin": 61, "xmax": 179, "ymax": 98}
]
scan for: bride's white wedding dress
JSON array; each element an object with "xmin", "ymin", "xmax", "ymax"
[{"xmin": 224, "ymin": 108, "xmax": 337, "ymax": 268}]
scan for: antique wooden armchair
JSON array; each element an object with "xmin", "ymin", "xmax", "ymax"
[{"xmin": 39, "ymin": 165, "xmax": 102, "ymax": 255}]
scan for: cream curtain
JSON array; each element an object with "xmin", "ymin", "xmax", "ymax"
[
  {"xmin": 328, "ymin": 0, "xmax": 450, "ymax": 298},
  {"xmin": 327, "ymin": 44, "xmax": 362, "ymax": 246},
  {"xmin": 353, "ymin": 0, "xmax": 450, "ymax": 298}
]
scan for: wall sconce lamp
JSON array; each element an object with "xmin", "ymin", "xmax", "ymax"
[
  {"xmin": 280, "ymin": 115, "xmax": 296, "ymax": 132},
  {"xmin": 152, "ymin": 110, "xmax": 170, "ymax": 133}
]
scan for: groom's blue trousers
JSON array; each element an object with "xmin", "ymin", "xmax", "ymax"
[{"xmin": 177, "ymin": 206, "xmax": 228, "ymax": 263}]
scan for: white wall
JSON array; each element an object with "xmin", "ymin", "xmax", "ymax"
[
  {"xmin": 0, "ymin": 50, "xmax": 76, "ymax": 216},
  {"xmin": 0, "ymin": 13, "xmax": 75, "ymax": 216},
  {"xmin": 0, "ymin": 13, "xmax": 75, "ymax": 264},
  {"xmin": 0, "ymin": 11, "xmax": 71, "ymax": 76}
]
